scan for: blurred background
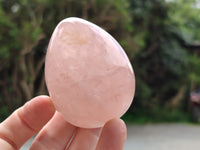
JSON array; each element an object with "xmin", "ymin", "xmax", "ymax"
[
  {"xmin": 1, "ymin": 0, "xmax": 200, "ymax": 149},
  {"xmin": 0, "ymin": 0, "xmax": 200, "ymax": 125}
]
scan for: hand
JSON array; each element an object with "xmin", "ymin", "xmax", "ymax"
[{"xmin": 0, "ymin": 96, "xmax": 127, "ymax": 150}]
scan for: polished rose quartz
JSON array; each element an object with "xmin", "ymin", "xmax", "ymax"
[{"xmin": 45, "ymin": 17, "xmax": 135, "ymax": 128}]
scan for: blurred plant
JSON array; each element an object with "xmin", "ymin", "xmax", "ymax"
[
  {"xmin": 126, "ymin": 0, "xmax": 200, "ymax": 120},
  {"xmin": 188, "ymin": 54, "xmax": 200, "ymax": 89}
]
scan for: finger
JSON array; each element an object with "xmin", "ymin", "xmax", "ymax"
[
  {"xmin": 0, "ymin": 96, "xmax": 55, "ymax": 150},
  {"xmin": 95, "ymin": 118, "xmax": 127, "ymax": 150},
  {"xmin": 0, "ymin": 138, "xmax": 14, "ymax": 150},
  {"xmin": 68, "ymin": 127, "xmax": 102, "ymax": 150},
  {"xmin": 30, "ymin": 112, "xmax": 76, "ymax": 150}
]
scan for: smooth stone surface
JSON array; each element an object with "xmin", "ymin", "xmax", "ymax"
[{"xmin": 45, "ymin": 17, "xmax": 135, "ymax": 128}]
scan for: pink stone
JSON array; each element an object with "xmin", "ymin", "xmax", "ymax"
[{"xmin": 45, "ymin": 17, "xmax": 135, "ymax": 128}]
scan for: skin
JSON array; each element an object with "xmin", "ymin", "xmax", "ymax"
[{"xmin": 0, "ymin": 96, "xmax": 127, "ymax": 150}]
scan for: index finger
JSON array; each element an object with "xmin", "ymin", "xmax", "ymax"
[{"xmin": 0, "ymin": 95, "xmax": 55, "ymax": 150}]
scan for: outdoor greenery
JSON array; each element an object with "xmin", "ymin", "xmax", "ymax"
[{"xmin": 0, "ymin": 0, "xmax": 200, "ymax": 123}]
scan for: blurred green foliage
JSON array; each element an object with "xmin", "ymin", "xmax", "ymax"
[{"xmin": 0, "ymin": 0, "xmax": 200, "ymax": 123}]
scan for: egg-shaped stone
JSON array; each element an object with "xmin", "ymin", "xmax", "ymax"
[{"xmin": 45, "ymin": 17, "xmax": 135, "ymax": 128}]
